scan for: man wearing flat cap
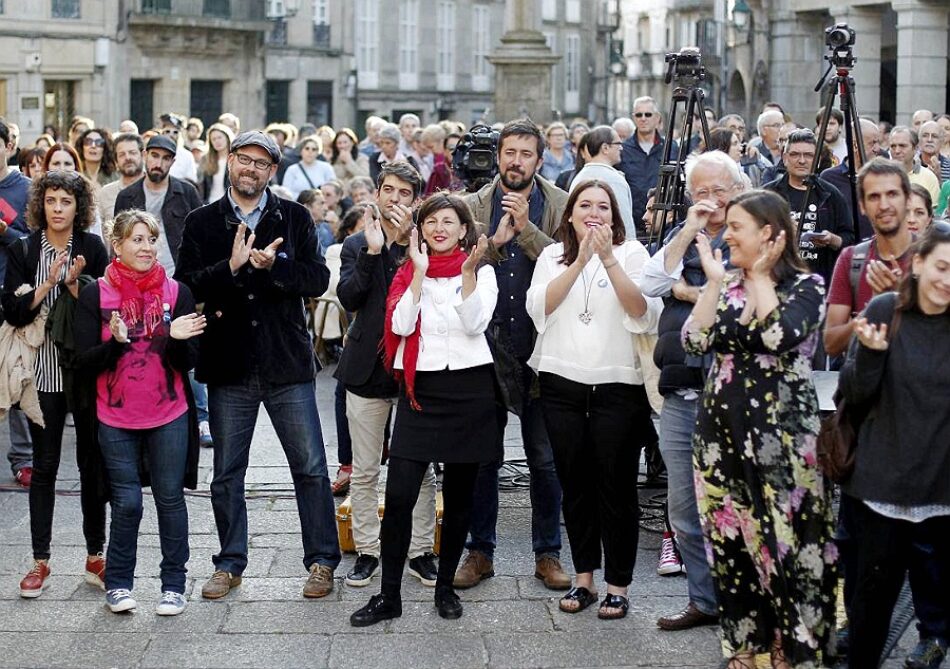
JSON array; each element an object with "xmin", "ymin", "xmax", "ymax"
[
  {"xmin": 175, "ymin": 130, "xmax": 341, "ymax": 601},
  {"xmin": 114, "ymin": 134, "xmax": 202, "ymax": 274}
]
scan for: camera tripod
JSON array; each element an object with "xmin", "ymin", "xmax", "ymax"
[
  {"xmin": 649, "ymin": 48, "xmax": 712, "ymax": 248},
  {"xmin": 800, "ymin": 28, "xmax": 865, "ymax": 244}
]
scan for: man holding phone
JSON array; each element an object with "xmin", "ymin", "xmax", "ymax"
[{"xmin": 764, "ymin": 128, "xmax": 852, "ymax": 285}]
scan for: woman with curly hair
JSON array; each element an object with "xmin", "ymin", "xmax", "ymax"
[
  {"xmin": 3, "ymin": 170, "xmax": 110, "ymax": 599},
  {"xmin": 331, "ymin": 128, "xmax": 370, "ymax": 185},
  {"xmin": 76, "ymin": 128, "xmax": 118, "ymax": 186}
]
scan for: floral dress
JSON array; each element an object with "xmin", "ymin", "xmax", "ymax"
[{"xmin": 682, "ymin": 271, "xmax": 838, "ymax": 668}]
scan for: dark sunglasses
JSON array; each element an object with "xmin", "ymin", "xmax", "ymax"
[
  {"xmin": 633, "ymin": 112, "xmax": 654, "ymax": 119},
  {"xmin": 931, "ymin": 220, "xmax": 950, "ymax": 235},
  {"xmin": 83, "ymin": 137, "xmax": 105, "ymax": 147}
]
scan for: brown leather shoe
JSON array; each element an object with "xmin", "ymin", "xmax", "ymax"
[
  {"xmin": 303, "ymin": 564, "xmax": 335, "ymax": 599},
  {"xmin": 534, "ymin": 555, "xmax": 571, "ymax": 590},
  {"xmin": 201, "ymin": 570, "xmax": 242, "ymax": 599},
  {"xmin": 452, "ymin": 550, "xmax": 494, "ymax": 589},
  {"xmin": 657, "ymin": 602, "xmax": 719, "ymax": 631}
]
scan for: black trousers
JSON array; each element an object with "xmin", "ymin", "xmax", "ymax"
[
  {"xmin": 539, "ymin": 373, "xmax": 650, "ymax": 587},
  {"xmin": 28, "ymin": 391, "xmax": 108, "ymax": 559},
  {"xmin": 380, "ymin": 456, "xmax": 479, "ymax": 598},
  {"xmin": 845, "ymin": 495, "xmax": 950, "ymax": 668}
]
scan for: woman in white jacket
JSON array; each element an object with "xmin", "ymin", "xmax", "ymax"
[
  {"xmin": 281, "ymin": 136, "xmax": 335, "ymax": 199},
  {"xmin": 350, "ymin": 193, "xmax": 498, "ymax": 627},
  {"xmin": 526, "ymin": 179, "xmax": 662, "ymax": 621}
]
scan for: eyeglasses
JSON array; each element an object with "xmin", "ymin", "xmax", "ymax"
[
  {"xmin": 633, "ymin": 112, "xmax": 654, "ymax": 119},
  {"xmin": 84, "ymin": 137, "xmax": 105, "ymax": 147},
  {"xmin": 609, "ymin": 141, "xmax": 624, "ymax": 146},
  {"xmin": 233, "ymin": 153, "xmax": 273, "ymax": 171},
  {"xmin": 691, "ymin": 185, "xmax": 734, "ymax": 200},
  {"xmin": 786, "ymin": 151, "xmax": 816, "ymax": 162}
]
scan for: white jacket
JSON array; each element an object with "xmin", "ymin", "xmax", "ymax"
[
  {"xmin": 0, "ymin": 293, "xmax": 48, "ymax": 426},
  {"xmin": 391, "ymin": 264, "xmax": 498, "ymax": 371}
]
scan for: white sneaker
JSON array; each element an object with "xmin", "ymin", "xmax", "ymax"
[
  {"xmin": 657, "ymin": 531, "xmax": 686, "ymax": 576},
  {"xmin": 106, "ymin": 588, "xmax": 138, "ymax": 613},
  {"xmin": 199, "ymin": 421, "xmax": 213, "ymax": 448},
  {"xmin": 156, "ymin": 591, "xmax": 187, "ymax": 616}
]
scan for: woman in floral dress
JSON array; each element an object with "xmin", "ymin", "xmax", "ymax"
[{"xmin": 682, "ymin": 190, "xmax": 838, "ymax": 668}]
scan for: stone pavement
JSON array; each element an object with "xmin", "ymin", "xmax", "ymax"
[{"xmin": 0, "ymin": 365, "xmax": 919, "ymax": 668}]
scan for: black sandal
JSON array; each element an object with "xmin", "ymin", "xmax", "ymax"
[
  {"xmin": 597, "ymin": 593, "xmax": 629, "ymax": 620},
  {"xmin": 558, "ymin": 586, "xmax": 598, "ymax": 613}
]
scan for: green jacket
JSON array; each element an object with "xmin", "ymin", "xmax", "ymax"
[{"xmin": 461, "ymin": 174, "xmax": 568, "ymax": 263}]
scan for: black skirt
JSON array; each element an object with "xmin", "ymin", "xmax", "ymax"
[{"xmin": 390, "ymin": 364, "xmax": 502, "ymax": 464}]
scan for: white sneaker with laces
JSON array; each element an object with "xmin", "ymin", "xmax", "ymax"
[
  {"xmin": 106, "ymin": 588, "xmax": 138, "ymax": 613},
  {"xmin": 156, "ymin": 591, "xmax": 187, "ymax": 616},
  {"xmin": 657, "ymin": 531, "xmax": 686, "ymax": 576}
]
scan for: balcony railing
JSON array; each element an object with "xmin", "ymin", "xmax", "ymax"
[
  {"xmin": 268, "ymin": 18, "xmax": 288, "ymax": 45},
  {"xmin": 312, "ymin": 23, "xmax": 330, "ymax": 49},
  {"xmin": 134, "ymin": 0, "xmax": 266, "ymax": 23}
]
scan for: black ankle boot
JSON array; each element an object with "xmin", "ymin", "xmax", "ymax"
[
  {"xmin": 435, "ymin": 586, "xmax": 463, "ymax": 620},
  {"xmin": 350, "ymin": 593, "xmax": 402, "ymax": 627}
]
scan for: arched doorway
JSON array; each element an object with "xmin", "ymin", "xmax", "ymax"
[
  {"xmin": 750, "ymin": 60, "xmax": 770, "ymax": 119},
  {"xmin": 726, "ymin": 70, "xmax": 746, "ymax": 117}
]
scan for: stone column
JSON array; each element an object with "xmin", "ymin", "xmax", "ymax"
[
  {"xmin": 768, "ymin": 11, "xmax": 826, "ymax": 124},
  {"xmin": 833, "ymin": 7, "xmax": 882, "ymax": 121},
  {"xmin": 893, "ymin": 0, "xmax": 949, "ymax": 124},
  {"xmin": 487, "ymin": 0, "xmax": 559, "ymax": 123}
]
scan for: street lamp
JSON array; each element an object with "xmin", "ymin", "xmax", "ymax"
[{"xmin": 731, "ymin": 0, "xmax": 751, "ymax": 44}]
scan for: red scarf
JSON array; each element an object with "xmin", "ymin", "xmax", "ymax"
[
  {"xmin": 382, "ymin": 249, "xmax": 468, "ymax": 410},
  {"xmin": 105, "ymin": 257, "xmax": 166, "ymax": 338}
]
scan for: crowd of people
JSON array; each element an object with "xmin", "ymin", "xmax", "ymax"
[{"xmin": 0, "ymin": 98, "xmax": 947, "ymax": 669}]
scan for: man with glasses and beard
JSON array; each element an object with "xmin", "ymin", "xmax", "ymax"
[
  {"xmin": 114, "ymin": 135, "xmax": 202, "ymax": 274},
  {"xmin": 619, "ymin": 97, "xmax": 678, "ymax": 235},
  {"xmin": 453, "ymin": 118, "xmax": 572, "ymax": 593},
  {"xmin": 175, "ymin": 131, "xmax": 341, "ymax": 602},
  {"xmin": 98, "ymin": 133, "xmax": 146, "ymax": 227}
]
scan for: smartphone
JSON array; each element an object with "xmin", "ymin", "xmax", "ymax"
[{"xmin": 801, "ymin": 231, "xmax": 826, "ymax": 242}]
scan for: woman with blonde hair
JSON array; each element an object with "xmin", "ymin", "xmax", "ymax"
[{"xmin": 198, "ymin": 123, "xmax": 235, "ymax": 204}]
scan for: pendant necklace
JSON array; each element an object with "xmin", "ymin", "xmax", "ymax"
[{"xmin": 579, "ymin": 261, "xmax": 601, "ymax": 324}]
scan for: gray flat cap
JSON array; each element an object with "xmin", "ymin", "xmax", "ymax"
[{"xmin": 230, "ymin": 131, "xmax": 282, "ymax": 163}]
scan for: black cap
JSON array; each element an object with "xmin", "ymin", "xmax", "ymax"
[
  {"xmin": 230, "ymin": 131, "xmax": 281, "ymax": 164},
  {"xmin": 146, "ymin": 134, "xmax": 178, "ymax": 156}
]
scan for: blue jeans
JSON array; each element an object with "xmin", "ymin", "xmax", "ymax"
[
  {"xmin": 659, "ymin": 393, "xmax": 717, "ymax": 616},
  {"xmin": 7, "ymin": 407, "xmax": 32, "ymax": 473},
  {"xmin": 910, "ymin": 537, "xmax": 948, "ymax": 641},
  {"xmin": 466, "ymin": 362, "xmax": 562, "ymax": 560},
  {"xmin": 208, "ymin": 375, "xmax": 341, "ymax": 575},
  {"xmin": 99, "ymin": 413, "xmax": 190, "ymax": 594},
  {"xmin": 189, "ymin": 370, "xmax": 209, "ymax": 424},
  {"xmin": 334, "ymin": 379, "xmax": 352, "ymax": 466}
]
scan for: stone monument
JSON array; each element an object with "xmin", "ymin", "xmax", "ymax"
[{"xmin": 487, "ymin": 0, "xmax": 560, "ymax": 123}]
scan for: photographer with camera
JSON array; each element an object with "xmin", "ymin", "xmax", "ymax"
[{"xmin": 454, "ymin": 119, "xmax": 571, "ymax": 593}]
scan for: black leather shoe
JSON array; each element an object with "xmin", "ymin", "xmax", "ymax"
[
  {"xmin": 350, "ymin": 593, "xmax": 402, "ymax": 627},
  {"xmin": 435, "ymin": 587, "xmax": 463, "ymax": 620}
]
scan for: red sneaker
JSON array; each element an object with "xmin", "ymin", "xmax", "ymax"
[
  {"xmin": 85, "ymin": 553, "xmax": 106, "ymax": 590},
  {"xmin": 14, "ymin": 467, "xmax": 32, "ymax": 488},
  {"xmin": 19, "ymin": 560, "xmax": 50, "ymax": 598}
]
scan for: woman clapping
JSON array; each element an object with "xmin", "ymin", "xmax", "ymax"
[
  {"xmin": 75, "ymin": 210, "xmax": 205, "ymax": 615},
  {"xmin": 525, "ymin": 180, "xmax": 662, "ymax": 620},
  {"xmin": 350, "ymin": 193, "xmax": 498, "ymax": 626}
]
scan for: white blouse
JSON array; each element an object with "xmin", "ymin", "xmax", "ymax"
[
  {"xmin": 526, "ymin": 240, "xmax": 663, "ymax": 386},
  {"xmin": 391, "ymin": 264, "xmax": 498, "ymax": 371}
]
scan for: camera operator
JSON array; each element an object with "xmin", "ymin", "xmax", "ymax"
[
  {"xmin": 763, "ymin": 129, "xmax": 852, "ymax": 286},
  {"xmin": 455, "ymin": 119, "xmax": 572, "ymax": 592}
]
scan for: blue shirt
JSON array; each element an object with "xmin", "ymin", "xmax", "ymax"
[
  {"xmin": 489, "ymin": 181, "xmax": 546, "ymax": 359},
  {"xmin": 226, "ymin": 187, "xmax": 268, "ymax": 231}
]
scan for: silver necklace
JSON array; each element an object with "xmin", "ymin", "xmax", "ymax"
[{"xmin": 579, "ymin": 261, "xmax": 601, "ymax": 324}]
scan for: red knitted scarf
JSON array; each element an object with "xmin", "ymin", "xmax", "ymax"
[{"xmin": 382, "ymin": 249, "xmax": 468, "ymax": 410}]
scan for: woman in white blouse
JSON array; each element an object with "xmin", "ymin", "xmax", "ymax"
[
  {"xmin": 281, "ymin": 136, "xmax": 335, "ymax": 199},
  {"xmin": 526, "ymin": 179, "xmax": 662, "ymax": 621},
  {"xmin": 350, "ymin": 193, "xmax": 498, "ymax": 627}
]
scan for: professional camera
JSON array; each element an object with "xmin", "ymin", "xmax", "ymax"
[
  {"xmin": 824, "ymin": 22, "xmax": 856, "ymax": 69},
  {"xmin": 452, "ymin": 124, "xmax": 499, "ymax": 191},
  {"xmin": 664, "ymin": 47, "xmax": 705, "ymax": 87}
]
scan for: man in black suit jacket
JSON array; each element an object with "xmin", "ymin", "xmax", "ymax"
[
  {"xmin": 114, "ymin": 134, "xmax": 202, "ymax": 271},
  {"xmin": 334, "ymin": 161, "xmax": 437, "ymax": 589}
]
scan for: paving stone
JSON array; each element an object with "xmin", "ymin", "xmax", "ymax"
[
  {"xmin": 0, "ymin": 631, "xmax": 149, "ymax": 668},
  {"xmin": 0, "ymin": 598, "xmax": 226, "ymax": 633},
  {"xmin": 141, "ymin": 633, "xmax": 331, "ymax": 669},
  {"xmin": 329, "ymin": 632, "xmax": 487, "ymax": 669},
  {"xmin": 222, "ymin": 601, "xmax": 370, "ymax": 634},
  {"xmin": 388, "ymin": 600, "xmax": 554, "ymax": 634}
]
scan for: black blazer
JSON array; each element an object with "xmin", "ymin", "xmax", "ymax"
[
  {"xmin": 114, "ymin": 176, "xmax": 203, "ymax": 264},
  {"xmin": 174, "ymin": 189, "xmax": 330, "ymax": 386},
  {"xmin": 333, "ymin": 231, "xmax": 406, "ymax": 395},
  {"xmin": 1, "ymin": 229, "xmax": 108, "ymax": 327}
]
